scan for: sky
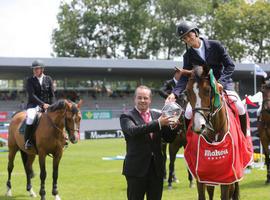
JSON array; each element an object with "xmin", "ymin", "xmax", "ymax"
[{"xmin": 0, "ymin": 0, "xmax": 66, "ymax": 58}]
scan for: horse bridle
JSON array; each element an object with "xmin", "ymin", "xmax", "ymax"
[
  {"xmin": 45, "ymin": 107, "xmax": 79, "ymax": 135},
  {"xmin": 262, "ymin": 98, "xmax": 270, "ymax": 114},
  {"xmin": 192, "ymin": 102, "xmax": 224, "ymax": 133},
  {"xmin": 190, "ymin": 77, "xmax": 224, "ymax": 134}
]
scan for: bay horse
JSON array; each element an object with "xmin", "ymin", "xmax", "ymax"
[
  {"xmin": 184, "ymin": 66, "xmax": 252, "ymax": 200},
  {"xmin": 6, "ymin": 99, "xmax": 82, "ymax": 200},
  {"xmin": 258, "ymin": 82, "xmax": 270, "ymax": 184}
]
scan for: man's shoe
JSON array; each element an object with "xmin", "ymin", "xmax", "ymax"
[{"xmin": 25, "ymin": 140, "xmax": 32, "ymax": 150}]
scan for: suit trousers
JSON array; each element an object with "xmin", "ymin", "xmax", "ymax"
[{"xmin": 125, "ymin": 158, "xmax": 163, "ymax": 200}]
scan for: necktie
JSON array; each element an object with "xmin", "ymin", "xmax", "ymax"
[{"xmin": 141, "ymin": 112, "xmax": 153, "ymax": 139}]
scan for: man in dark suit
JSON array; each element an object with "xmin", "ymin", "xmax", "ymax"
[
  {"xmin": 24, "ymin": 60, "xmax": 55, "ymax": 149},
  {"xmin": 167, "ymin": 20, "xmax": 247, "ymax": 136},
  {"xmin": 158, "ymin": 67, "xmax": 182, "ymax": 99},
  {"xmin": 120, "ymin": 85, "xmax": 178, "ymax": 200}
]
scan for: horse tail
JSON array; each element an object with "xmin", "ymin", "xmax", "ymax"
[{"xmin": 232, "ymin": 182, "xmax": 240, "ymax": 200}]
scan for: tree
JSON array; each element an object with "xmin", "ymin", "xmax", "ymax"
[
  {"xmin": 154, "ymin": 0, "xmax": 210, "ymax": 59},
  {"xmin": 207, "ymin": 0, "xmax": 270, "ymax": 63}
]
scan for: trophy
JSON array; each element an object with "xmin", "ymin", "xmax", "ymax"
[{"xmin": 161, "ymin": 102, "xmax": 184, "ymax": 124}]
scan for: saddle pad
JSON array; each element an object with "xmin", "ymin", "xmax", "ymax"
[{"xmin": 184, "ymin": 103, "xmax": 253, "ymax": 185}]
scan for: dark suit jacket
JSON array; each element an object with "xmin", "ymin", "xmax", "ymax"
[
  {"xmin": 26, "ymin": 75, "xmax": 55, "ymax": 109},
  {"xmin": 173, "ymin": 37, "xmax": 235, "ymax": 97},
  {"xmin": 120, "ymin": 108, "xmax": 177, "ymax": 178},
  {"xmin": 158, "ymin": 79, "xmax": 176, "ymax": 99}
]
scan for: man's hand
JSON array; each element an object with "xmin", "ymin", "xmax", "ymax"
[
  {"xmin": 43, "ymin": 103, "xmax": 50, "ymax": 110},
  {"xmin": 165, "ymin": 93, "xmax": 176, "ymax": 104},
  {"xmin": 158, "ymin": 115, "xmax": 172, "ymax": 127}
]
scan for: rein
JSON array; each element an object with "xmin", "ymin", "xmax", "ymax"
[
  {"xmin": 45, "ymin": 109, "xmax": 67, "ymax": 134},
  {"xmin": 45, "ymin": 108, "xmax": 80, "ymax": 135}
]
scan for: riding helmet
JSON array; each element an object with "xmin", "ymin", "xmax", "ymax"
[
  {"xmin": 31, "ymin": 60, "xmax": 45, "ymax": 69},
  {"xmin": 176, "ymin": 21, "xmax": 199, "ymax": 39}
]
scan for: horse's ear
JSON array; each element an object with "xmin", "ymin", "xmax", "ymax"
[
  {"xmin": 77, "ymin": 99, "xmax": 83, "ymax": 109},
  {"xmin": 65, "ymin": 100, "xmax": 73, "ymax": 110}
]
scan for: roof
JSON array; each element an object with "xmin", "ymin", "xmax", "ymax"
[{"xmin": 0, "ymin": 57, "xmax": 268, "ymax": 80}]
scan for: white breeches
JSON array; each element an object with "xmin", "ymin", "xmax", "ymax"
[
  {"xmin": 26, "ymin": 106, "xmax": 40, "ymax": 125},
  {"xmin": 185, "ymin": 90, "xmax": 246, "ymax": 120}
]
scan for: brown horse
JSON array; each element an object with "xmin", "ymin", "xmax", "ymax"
[
  {"xmin": 258, "ymin": 82, "xmax": 270, "ymax": 184},
  {"xmin": 185, "ymin": 66, "xmax": 245, "ymax": 200},
  {"xmin": 6, "ymin": 99, "xmax": 82, "ymax": 200}
]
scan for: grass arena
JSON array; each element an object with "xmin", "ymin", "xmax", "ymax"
[{"xmin": 0, "ymin": 139, "xmax": 269, "ymax": 200}]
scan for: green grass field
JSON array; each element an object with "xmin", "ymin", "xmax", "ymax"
[{"xmin": 0, "ymin": 139, "xmax": 269, "ymax": 200}]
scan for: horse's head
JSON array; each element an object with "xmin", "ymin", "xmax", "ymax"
[
  {"xmin": 64, "ymin": 100, "xmax": 82, "ymax": 144},
  {"xmin": 261, "ymin": 82, "xmax": 270, "ymax": 112},
  {"xmin": 186, "ymin": 66, "xmax": 223, "ymax": 134}
]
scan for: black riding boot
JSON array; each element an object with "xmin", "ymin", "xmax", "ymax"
[
  {"xmin": 24, "ymin": 124, "xmax": 33, "ymax": 149},
  {"xmin": 239, "ymin": 114, "xmax": 247, "ymax": 136}
]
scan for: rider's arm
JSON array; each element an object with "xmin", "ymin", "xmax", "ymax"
[
  {"xmin": 172, "ymin": 53, "xmax": 192, "ymax": 98},
  {"xmin": 217, "ymin": 42, "xmax": 235, "ymax": 87}
]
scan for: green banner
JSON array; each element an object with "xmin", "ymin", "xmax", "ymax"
[{"xmin": 82, "ymin": 110, "xmax": 112, "ymax": 120}]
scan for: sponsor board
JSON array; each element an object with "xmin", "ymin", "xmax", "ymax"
[{"xmin": 85, "ymin": 130, "xmax": 124, "ymax": 139}]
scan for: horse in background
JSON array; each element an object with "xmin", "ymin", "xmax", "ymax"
[
  {"xmin": 6, "ymin": 99, "xmax": 82, "ymax": 200},
  {"xmin": 184, "ymin": 66, "xmax": 252, "ymax": 200},
  {"xmin": 258, "ymin": 81, "xmax": 270, "ymax": 184},
  {"xmin": 162, "ymin": 94, "xmax": 194, "ymax": 189}
]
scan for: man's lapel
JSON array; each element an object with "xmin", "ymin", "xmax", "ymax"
[{"xmin": 131, "ymin": 108, "xmax": 145, "ymax": 124}]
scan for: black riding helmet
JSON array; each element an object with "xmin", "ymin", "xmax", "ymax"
[
  {"xmin": 31, "ymin": 60, "xmax": 45, "ymax": 69},
  {"xmin": 176, "ymin": 21, "xmax": 199, "ymax": 39}
]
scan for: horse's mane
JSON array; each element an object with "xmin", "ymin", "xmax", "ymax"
[
  {"xmin": 47, "ymin": 99, "xmax": 79, "ymax": 114},
  {"xmin": 47, "ymin": 100, "xmax": 66, "ymax": 112}
]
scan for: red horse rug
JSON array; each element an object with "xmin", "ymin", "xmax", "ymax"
[{"xmin": 184, "ymin": 104, "xmax": 253, "ymax": 185}]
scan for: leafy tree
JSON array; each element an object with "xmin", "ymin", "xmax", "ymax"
[
  {"xmin": 207, "ymin": 0, "xmax": 270, "ymax": 63},
  {"xmin": 154, "ymin": 0, "xmax": 210, "ymax": 59}
]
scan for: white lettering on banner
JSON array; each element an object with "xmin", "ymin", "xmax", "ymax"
[{"xmin": 204, "ymin": 149, "xmax": 228, "ymax": 158}]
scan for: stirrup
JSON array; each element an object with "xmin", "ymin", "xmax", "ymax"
[{"xmin": 24, "ymin": 140, "xmax": 32, "ymax": 149}]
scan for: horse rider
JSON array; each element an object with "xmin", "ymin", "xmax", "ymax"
[
  {"xmin": 166, "ymin": 20, "xmax": 247, "ymax": 136},
  {"xmin": 24, "ymin": 60, "xmax": 55, "ymax": 149},
  {"xmin": 159, "ymin": 67, "xmax": 182, "ymax": 99}
]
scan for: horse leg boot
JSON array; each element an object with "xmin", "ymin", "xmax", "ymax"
[
  {"xmin": 24, "ymin": 124, "xmax": 34, "ymax": 149},
  {"xmin": 239, "ymin": 114, "xmax": 247, "ymax": 136}
]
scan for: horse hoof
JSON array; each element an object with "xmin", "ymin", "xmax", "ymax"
[
  {"xmin": 265, "ymin": 180, "xmax": 270, "ymax": 185},
  {"xmin": 173, "ymin": 179, "xmax": 179, "ymax": 183},
  {"xmin": 189, "ymin": 182, "xmax": 195, "ymax": 188},
  {"xmin": 29, "ymin": 188, "xmax": 37, "ymax": 197},
  {"xmin": 41, "ymin": 196, "xmax": 46, "ymax": 200},
  {"xmin": 6, "ymin": 188, "xmax": 12, "ymax": 197},
  {"xmin": 168, "ymin": 185, "xmax": 173, "ymax": 190},
  {"xmin": 54, "ymin": 194, "xmax": 61, "ymax": 200}
]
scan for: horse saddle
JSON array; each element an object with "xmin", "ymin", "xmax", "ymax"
[{"xmin": 19, "ymin": 113, "xmax": 42, "ymax": 135}]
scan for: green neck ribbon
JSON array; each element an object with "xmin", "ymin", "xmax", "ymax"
[{"xmin": 209, "ymin": 69, "xmax": 221, "ymax": 108}]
